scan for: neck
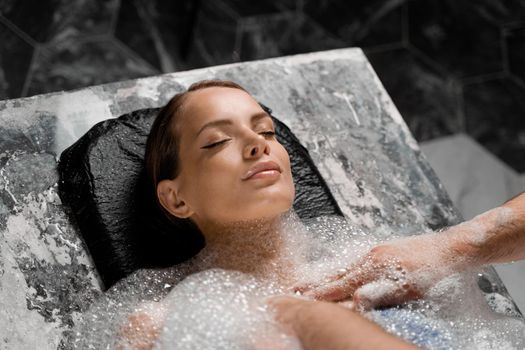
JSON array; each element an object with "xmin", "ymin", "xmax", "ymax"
[{"xmin": 195, "ymin": 212, "xmax": 300, "ymax": 286}]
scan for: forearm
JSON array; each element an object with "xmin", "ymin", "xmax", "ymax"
[
  {"xmin": 444, "ymin": 192, "xmax": 525, "ymax": 267},
  {"xmin": 292, "ymin": 301, "xmax": 419, "ymax": 350},
  {"xmin": 499, "ymin": 192, "xmax": 525, "ymax": 261}
]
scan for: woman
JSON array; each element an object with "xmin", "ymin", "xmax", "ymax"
[
  {"xmin": 145, "ymin": 79, "xmax": 297, "ymax": 284},
  {"xmin": 76, "ymin": 80, "xmax": 519, "ymax": 350},
  {"xmin": 107, "ymin": 79, "xmax": 423, "ymax": 349}
]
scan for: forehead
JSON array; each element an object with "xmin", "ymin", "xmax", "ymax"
[{"xmin": 180, "ymin": 87, "xmax": 263, "ymax": 130}]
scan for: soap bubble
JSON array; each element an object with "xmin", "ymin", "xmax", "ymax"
[{"xmin": 72, "ymin": 211, "xmax": 525, "ymax": 349}]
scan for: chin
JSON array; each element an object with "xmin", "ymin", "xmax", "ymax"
[{"xmin": 244, "ymin": 197, "xmax": 294, "ymax": 222}]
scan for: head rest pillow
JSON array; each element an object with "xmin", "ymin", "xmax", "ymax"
[{"xmin": 58, "ymin": 104, "xmax": 343, "ymax": 289}]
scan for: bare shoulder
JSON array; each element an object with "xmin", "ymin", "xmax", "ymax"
[{"xmin": 115, "ymin": 301, "xmax": 168, "ymax": 350}]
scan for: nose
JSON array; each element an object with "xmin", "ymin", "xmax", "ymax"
[{"xmin": 243, "ymin": 132, "xmax": 270, "ymax": 159}]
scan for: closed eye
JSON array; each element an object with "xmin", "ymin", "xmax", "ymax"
[
  {"xmin": 260, "ymin": 131, "xmax": 276, "ymax": 138},
  {"xmin": 201, "ymin": 131, "xmax": 275, "ymax": 149},
  {"xmin": 202, "ymin": 139, "xmax": 231, "ymax": 149}
]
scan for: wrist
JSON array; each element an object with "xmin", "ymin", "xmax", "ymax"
[
  {"xmin": 441, "ymin": 226, "xmax": 479, "ymax": 270},
  {"xmin": 443, "ymin": 206, "xmax": 515, "ymax": 267}
]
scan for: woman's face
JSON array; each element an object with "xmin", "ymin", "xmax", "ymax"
[{"xmin": 159, "ymin": 86, "xmax": 295, "ymax": 234}]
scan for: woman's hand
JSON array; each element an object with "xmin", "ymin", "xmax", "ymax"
[{"xmin": 296, "ymin": 232, "xmax": 466, "ymax": 310}]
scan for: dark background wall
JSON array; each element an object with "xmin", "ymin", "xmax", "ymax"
[{"xmin": 1, "ymin": 0, "xmax": 524, "ymax": 172}]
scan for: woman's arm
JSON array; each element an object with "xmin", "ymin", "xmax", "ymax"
[
  {"xmin": 297, "ymin": 192, "xmax": 525, "ymax": 309},
  {"xmin": 269, "ymin": 296, "xmax": 420, "ymax": 350}
]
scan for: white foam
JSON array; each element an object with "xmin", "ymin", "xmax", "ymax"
[{"xmin": 72, "ymin": 212, "xmax": 525, "ymax": 349}]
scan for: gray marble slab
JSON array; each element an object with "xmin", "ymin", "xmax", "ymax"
[{"xmin": 0, "ymin": 48, "xmax": 519, "ymax": 349}]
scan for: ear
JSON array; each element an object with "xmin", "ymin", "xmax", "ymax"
[{"xmin": 157, "ymin": 179, "xmax": 194, "ymax": 219}]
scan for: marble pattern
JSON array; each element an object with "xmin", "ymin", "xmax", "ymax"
[
  {"xmin": 1, "ymin": 0, "xmax": 525, "ymax": 173},
  {"xmin": 238, "ymin": 11, "xmax": 345, "ymax": 61},
  {"xmin": 463, "ymin": 77, "xmax": 525, "ymax": 172},
  {"xmin": 302, "ymin": 0, "xmax": 405, "ymax": 47},
  {"xmin": 507, "ymin": 26, "xmax": 525, "ymax": 83},
  {"xmin": 0, "ymin": 0, "xmax": 118, "ymax": 43},
  {"xmin": 26, "ymin": 35, "xmax": 157, "ymax": 97},
  {"xmin": 408, "ymin": 0, "xmax": 504, "ymax": 78},
  {"xmin": 0, "ymin": 21, "xmax": 33, "ymax": 99},
  {"xmin": 215, "ymin": 0, "xmax": 285, "ymax": 16},
  {"xmin": 114, "ymin": 0, "xmax": 199, "ymax": 72},
  {"xmin": 0, "ymin": 48, "xmax": 520, "ymax": 348},
  {"xmin": 469, "ymin": 0, "xmax": 525, "ymax": 25},
  {"xmin": 185, "ymin": 1, "xmax": 242, "ymax": 66},
  {"xmin": 0, "ymin": 0, "xmax": 58, "ymax": 43},
  {"xmin": 365, "ymin": 48, "xmax": 462, "ymax": 142}
]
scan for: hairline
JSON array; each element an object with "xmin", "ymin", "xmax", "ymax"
[{"xmin": 170, "ymin": 85, "xmax": 260, "ymax": 142}]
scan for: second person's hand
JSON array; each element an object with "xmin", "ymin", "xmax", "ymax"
[{"xmin": 295, "ymin": 231, "xmax": 465, "ymax": 310}]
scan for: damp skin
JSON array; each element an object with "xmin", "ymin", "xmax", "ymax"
[
  {"xmin": 155, "ymin": 86, "xmax": 296, "ymax": 234},
  {"xmin": 72, "ymin": 212, "xmax": 525, "ymax": 350},
  {"xmin": 74, "ymin": 83, "xmax": 525, "ymax": 349},
  {"xmin": 299, "ymin": 205, "xmax": 524, "ymax": 311}
]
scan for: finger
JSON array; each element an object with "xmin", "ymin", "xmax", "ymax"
[
  {"xmin": 293, "ymin": 267, "xmax": 353, "ymax": 294},
  {"xmin": 294, "ymin": 247, "xmax": 388, "ymax": 294},
  {"xmin": 303, "ymin": 259, "xmax": 379, "ymax": 301},
  {"xmin": 292, "ymin": 282, "xmax": 317, "ymax": 294},
  {"xmin": 337, "ymin": 300, "xmax": 355, "ymax": 310},
  {"xmin": 302, "ymin": 276, "xmax": 361, "ymax": 301},
  {"xmin": 353, "ymin": 280, "xmax": 422, "ymax": 311}
]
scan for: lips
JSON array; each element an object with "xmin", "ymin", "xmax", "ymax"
[{"xmin": 241, "ymin": 161, "xmax": 282, "ymax": 180}]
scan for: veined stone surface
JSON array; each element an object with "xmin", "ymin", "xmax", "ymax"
[{"xmin": 0, "ymin": 48, "xmax": 519, "ymax": 348}]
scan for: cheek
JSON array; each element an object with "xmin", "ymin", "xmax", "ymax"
[
  {"xmin": 274, "ymin": 144, "xmax": 295, "ymax": 194},
  {"xmin": 192, "ymin": 154, "xmax": 240, "ymax": 199},
  {"xmin": 276, "ymin": 144, "xmax": 293, "ymax": 177}
]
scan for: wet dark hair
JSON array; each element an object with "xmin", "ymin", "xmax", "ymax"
[{"xmin": 144, "ymin": 79, "xmax": 248, "ymax": 224}]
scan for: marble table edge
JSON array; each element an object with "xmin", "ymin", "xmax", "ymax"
[{"xmin": 0, "ymin": 47, "xmax": 366, "ymax": 106}]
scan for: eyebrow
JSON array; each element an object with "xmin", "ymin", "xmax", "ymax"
[{"xmin": 196, "ymin": 112, "xmax": 272, "ymax": 137}]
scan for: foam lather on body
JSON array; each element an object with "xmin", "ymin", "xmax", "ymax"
[{"xmin": 72, "ymin": 213, "xmax": 525, "ymax": 350}]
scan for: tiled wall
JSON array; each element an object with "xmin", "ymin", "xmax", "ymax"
[{"xmin": 1, "ymin": 0, "xmax": 524, "ymax": 172}]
